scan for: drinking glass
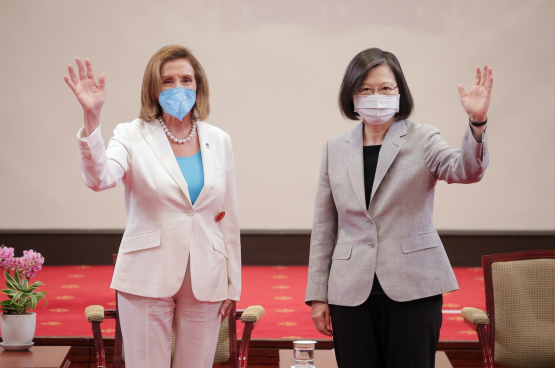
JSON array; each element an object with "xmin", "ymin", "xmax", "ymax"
[{"xmin": 292, "ymin": 340, "xmax": 317, "ymax": 368}]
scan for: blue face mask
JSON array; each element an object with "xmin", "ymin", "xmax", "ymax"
[{"xmin": 158, "ymin": 87, "xmax": 196, "ymax": 121}]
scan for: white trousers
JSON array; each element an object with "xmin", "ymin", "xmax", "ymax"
[{"xmin": 117, "ymin": 263, "xmax": 223, "ymax": 368}]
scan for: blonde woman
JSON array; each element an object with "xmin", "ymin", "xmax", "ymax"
[{"xmin": 64, "ymin": 45, "xmax": 241, "ymax": 368}]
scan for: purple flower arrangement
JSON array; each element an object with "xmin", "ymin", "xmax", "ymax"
[
  {"xmin": 0, "ymin": 248, "xmax": 44, "ymax": 278},
  {"xmin": 0, "ymin": 245, "xmax": 47, "ymax": 314}
]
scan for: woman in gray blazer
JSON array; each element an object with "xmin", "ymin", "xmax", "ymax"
[{"xmin": 305, "ymin": 48, "xmax": 492, "ymax": 368}]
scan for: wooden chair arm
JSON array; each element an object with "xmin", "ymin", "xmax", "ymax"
[
  {"xmin": 461, "ymin": 307, "xmax": 490, "ymax": 326},
  {"xmin": 84, "ymin": 305, "xmax": 118, "ymax": 323},
  {"xmin": 239, "ymin": 322, "xmax": 254, "ymax": 368},
  {"xmin": 85, "ymin": 305, "xmax": 105, "ymax": 323},
  {"xmin": 461, "ymin": 307, "xmax": 493, "ymax": 368},
  {"xmin": 239, "ymin": 305, "xmax": 265, "ymax": 323},
  {"xmin": 84, "ymin": 305, "xmax": 115, "ymax": 368},
  {"xmin": 234, "ymin": 306, "xmax": 265, "ymax": 368}
]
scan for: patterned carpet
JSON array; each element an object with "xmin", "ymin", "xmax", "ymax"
[{"xmin": 28, "ymin": 265, "xmax": 484, "ymax": 341}]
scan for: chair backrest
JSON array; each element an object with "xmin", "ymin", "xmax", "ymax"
[
  {"xmin": 482, "ymin": 251, "xmax": 555, "ymax": 368},
  {"xmin": 214, "ymin": 315, "xmax": 231, "ymax": 363}
]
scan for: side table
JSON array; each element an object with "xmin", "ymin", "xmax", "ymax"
[{"xmin": 0, "ymin": 346, "xmax": 71, "ymax": 368}]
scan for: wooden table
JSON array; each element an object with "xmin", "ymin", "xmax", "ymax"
[
  {"xmin": 0, "ymin": 346, "xmax": 70, "ymax": 368},
  {"xmin": 279, "ymin": 349, "xmax": 453, "ymax": 368}
]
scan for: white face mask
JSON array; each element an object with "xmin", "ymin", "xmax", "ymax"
[{"xmin": 353, "ymin": 94, "xmax": 400, "ymax": 125}]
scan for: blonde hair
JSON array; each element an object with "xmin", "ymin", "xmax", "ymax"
[{"xmin": 139, "ymin": 45, "xmax": 210, "ymax": 122}]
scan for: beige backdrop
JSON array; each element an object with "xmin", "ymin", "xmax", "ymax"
[{"xmin": 0, "ymin": 0, "xmax": 554, "ymax": 230}]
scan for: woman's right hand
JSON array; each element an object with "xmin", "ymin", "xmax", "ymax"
[
  {"xmin": 64, "ymin": 57, "xmax": 106, "ymax": 136},
  {"xmin": 311, "ymin": 301, "xmax": 332, "ymax": 336}
]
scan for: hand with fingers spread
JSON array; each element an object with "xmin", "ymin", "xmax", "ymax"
[
  {"xmin": 457, "ymin": 64, "xmax": 493, "ymax": 123},
  {"xmin": 311, "ymin": 301, "xmax": 333, "ymax": 337},
  {"xmin": 64, "ymin": 57, "xmax": 106, "ymax": 136}
]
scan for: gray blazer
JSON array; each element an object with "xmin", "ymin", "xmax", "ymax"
[{"xmin": 305, "ymin": 120, "xmax": 489, "ymax": 306}]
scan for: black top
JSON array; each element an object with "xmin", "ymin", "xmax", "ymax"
[{"xmin": 363, "ymin": 145, "xmax": 385, "ymax": 295}]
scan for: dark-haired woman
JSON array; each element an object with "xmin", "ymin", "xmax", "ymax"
[{"xmin": 305, "ymin": 48, "xmax": 493, "ymax": 367}]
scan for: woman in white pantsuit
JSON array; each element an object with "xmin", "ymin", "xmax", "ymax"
[{"xmin": 64, "ymin": 45, "xmax": 241, "ymax": 368}]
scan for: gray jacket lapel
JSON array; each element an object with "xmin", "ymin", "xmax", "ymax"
[
  {"xmin": 345, "ymin": 123, "xmax": 370, "ymax": 216},
  {"xmin": 192, "ymin": 121, "xmax": 214, "ymax": 207},
  {"xmin": 141, "ymin": 120, "xmax": 193, "ymax": 208},
  {"xmin": 370, "ymin": 120, "xmax": 407, "ymax": 202}
]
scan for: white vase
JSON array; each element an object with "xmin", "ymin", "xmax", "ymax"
[{"xmin": 0, "ymin": 313, "xmax": 36, "ymax": 345}]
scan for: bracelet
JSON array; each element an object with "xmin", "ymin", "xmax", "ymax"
[{"xmin": 469, "ymin": 117, "xmax": 487, "ymax": 127}]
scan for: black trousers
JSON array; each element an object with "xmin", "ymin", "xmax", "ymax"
[{"xmin": 329, "ymin": 294, "xmax": 443, "ymax": 368}]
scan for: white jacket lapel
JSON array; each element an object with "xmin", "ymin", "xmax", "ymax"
[{"xmin": 140, "ymin": 120, "xmax": 193, "ymax": 207}]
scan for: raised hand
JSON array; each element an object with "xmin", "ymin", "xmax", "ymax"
[
  {"xmin": 64, "ymin": 58, "xmax": 106, "ymax": 136},
  {"xmin": 457, "ymin": 64, "xmax": 493, "ymax": 123},
  {"xmin": 64, "ymin": 58, "xmax": 106, "ymax": 114}
]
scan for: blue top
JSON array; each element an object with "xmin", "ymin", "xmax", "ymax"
[{"xmin": 175, "ymin": 151, "xmax": 204, "ymax": 205}]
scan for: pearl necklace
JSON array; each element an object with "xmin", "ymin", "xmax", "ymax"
[{"xmin": 159, "ymin": 117, "xmax": 197, "ymax": 144}]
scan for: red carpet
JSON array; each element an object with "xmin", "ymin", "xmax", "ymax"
[{"xmin": 28, "ymin": 266, "xmax": 484, "ymax": 340}]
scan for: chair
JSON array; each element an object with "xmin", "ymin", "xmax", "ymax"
[
  {"xmin": 461, "ymin": 250, "xmax": 555, "ymax": 368},
  {"xmin": 84, "ymin": 254, "xmax": 265, "ymax": 368}
]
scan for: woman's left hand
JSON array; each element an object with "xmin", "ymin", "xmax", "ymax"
[
  {"xmin": 457, "ymin": 64, "xmax": 493, "ymax": 122},
  {"xmin": 219, "ymin": 299, "xmax": 235, "ymax": 321}
]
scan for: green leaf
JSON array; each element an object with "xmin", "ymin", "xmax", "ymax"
[
  {"xmin": 6, "ymin": 281, "xmax": 18, "ymax": 292},
  {"xmin": 5, "ymin": 272, "xmax": 17, "ymax": 287},
  {"xmin": 12, "ymin": 299, "xmax": 26, "ymax": 308},
  {"xmin": 34, "ymin": 291, "xmax": 47, "ymax": 307},
  {"xmin": 14, "ymin": 272, "xmax": 28, "ymax": 290},
  {"xmin": 28, "ymin": 281, "xmax": 44, "ymax": 289},
  {"xmin": 5, "ymin": 272, "xmax": 18, "ymax": 291},
  {"xmin": 29, "ymin": 293, "xmax": 37, "ymax": 311},
  {"xmin": 14, "ymin": 272, "xmax": 21, "ymax": 286},
  {"xmin": 5, "ymin": 279, "xmax": 15, "ymax": 291},
  {"xmin": 12, "ymin": 290, "xmax": 24, "ymax": 303},
  {"xmin": 0, "ymin": 305, "xmax": 18, "ymax": 312},
  {"xmin": 0, "ymin": 299, "xmax": 20, "ymax": 312},
  {"xmin": 1, "ymin": 288, "xmax": 17, "ymax": 296},
  {"xmin": 25, "ymin": 282, "xmax": 43, "ymax": 293}
]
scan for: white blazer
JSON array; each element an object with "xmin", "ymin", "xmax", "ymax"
[{"xmin": 77, "ymin": 119, "xmax": 241, "ymax": 302}]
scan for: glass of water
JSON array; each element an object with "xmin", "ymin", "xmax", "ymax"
[{"xmin": 293, "ymin": 340, "xmax": 317, "ymax": 368}]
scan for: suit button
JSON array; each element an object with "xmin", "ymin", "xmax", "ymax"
[
  {"xmin": 369, "ymin": 242, "xmax": 375, "ymax": 248},
  {"xmin": 186, "ymin": 210, "xmax": 194, "ymax": 217}
]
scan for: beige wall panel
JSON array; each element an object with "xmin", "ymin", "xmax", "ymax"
[{"xmin": 0, "ymin": 0, "xmax": 553, "ymax": 230}]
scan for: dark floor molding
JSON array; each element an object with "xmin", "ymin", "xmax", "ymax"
[{"xmin": 1, "ymin": 229, "xmax": 554, "ymax": 267}]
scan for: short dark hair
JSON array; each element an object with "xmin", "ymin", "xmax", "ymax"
[{"xmin": 338, "ymin": 48, "xmax": 413, "ymax": 121}]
